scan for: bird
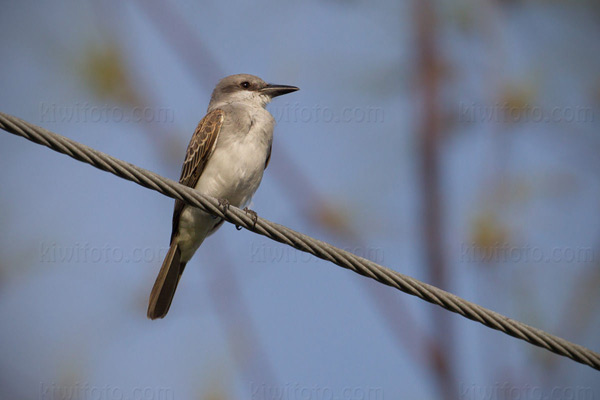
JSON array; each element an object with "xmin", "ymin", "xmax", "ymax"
[{"xmin": 147, "ymin": 74, "xmax": 299, "ymax": 319}]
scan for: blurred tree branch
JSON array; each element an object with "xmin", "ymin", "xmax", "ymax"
[{"xmin": 415, "ymin": 1, "xmax": 458, "ymax": 398}]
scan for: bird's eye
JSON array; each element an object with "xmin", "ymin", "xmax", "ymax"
[{"xmin": 241, "ymin": 81, "xmax": 250, "ymax": 89}]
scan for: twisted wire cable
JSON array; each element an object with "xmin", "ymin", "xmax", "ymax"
[{"xmin": 1, "ymin": 111, "xmax": 599, "ymax": 371}]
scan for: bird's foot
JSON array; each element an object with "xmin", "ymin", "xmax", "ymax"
[
  {"xmin": 217, "ymin": 198, "xmax": 230, "ymax": 215},
  {"xmin": 243, "ymin": 207, "xmax": 258, "ymax": 230}
]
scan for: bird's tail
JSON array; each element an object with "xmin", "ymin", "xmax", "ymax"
[{"xmin": 147, "ymin": 243, "xmax": 186, "ymax": 319}]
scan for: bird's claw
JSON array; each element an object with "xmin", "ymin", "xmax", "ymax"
[
  {"xmin": 243, "ymin": 207, "xmax": 258, "ymax": 230},
  {"xmin": 218, "ymin": 198, "xmax": 230, "ymax": 214}
]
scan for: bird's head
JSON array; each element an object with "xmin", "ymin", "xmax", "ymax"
[{"xmin": 209, "ymin": 74, "xmax": 299, "ymax": 109}]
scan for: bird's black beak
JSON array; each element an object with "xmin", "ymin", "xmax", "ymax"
[{"xmin": 261, "ymin": 84, "xmax": 299, "ymax": 98}]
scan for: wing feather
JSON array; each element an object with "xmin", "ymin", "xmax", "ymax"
[
  {"xmin": 264, "ymin": 144, "xmax": 272, "ymax": 170},
  {"xmin": 171, "ymin": 109, "xmax": 224, "ymax": 242}
]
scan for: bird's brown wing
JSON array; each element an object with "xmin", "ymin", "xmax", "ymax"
[
  {"xmin": 170, "ymin": 109, "xmax": 224, "ymax": 242},
  {"xmin": 264, "ymin": 144, "xmax": 272, "ymax": 170}
]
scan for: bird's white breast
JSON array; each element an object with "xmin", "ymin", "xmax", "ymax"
[
  {"xmin": 195, "ymin": 105, "xmax": 273, "ymax": 208},
  {"xmin": 176, "ymin": 105, "xmax": 274, "ymax": 261}
]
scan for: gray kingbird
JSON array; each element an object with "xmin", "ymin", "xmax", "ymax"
[{"xmin": 147, "ymin": 74, "xmax": 299, "ymax": 319}]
